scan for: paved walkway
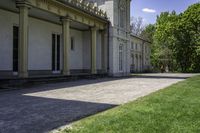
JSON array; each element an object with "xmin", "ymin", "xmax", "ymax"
[{"xmin": 0, "ymin": 73, "xmax": 197, "ymax": 133}]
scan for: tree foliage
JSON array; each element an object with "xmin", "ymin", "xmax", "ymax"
[
  {"xmin": 141, "ymin": 24, "xmax": 155, "ymax": 42},
  {"xmin": 173, "ymin": 3, "xmax": 200, "ymax": 72},
  {"xmin": 152, "ymin": 11, "xmax": 178, "ymax": 71},
  {"xmin": 150, "ymin": 2, "xmax": 200, "ymax": 72}
]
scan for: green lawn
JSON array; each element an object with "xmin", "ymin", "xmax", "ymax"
[{"xmin": 62, "ymin": 76, "xmax": 200, "ymax": 133}]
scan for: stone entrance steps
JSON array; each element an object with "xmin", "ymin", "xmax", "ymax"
[{"xmin": 0, "ymin": 74, "xmax": 108, "ymax": 90}]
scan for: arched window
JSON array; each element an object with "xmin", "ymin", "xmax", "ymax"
[{"xmin": 119, "ymin": 0, "xmax": 126, "ymax": 28}]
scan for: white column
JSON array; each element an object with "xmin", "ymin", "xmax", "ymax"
[
  {"xmin": 91, "ymin": 27, "xmax": 97, "ymax": 74},
  {"xmin": 101, "ymin": 29, "xmax": 108, "ymax": 73},
  {"xmin": 61, "ymin": 17, "xmax": 71, "ymax": 75},
  {"xmin": 16, "ymin": 1, "xmax": 31, "ymax": 78}
]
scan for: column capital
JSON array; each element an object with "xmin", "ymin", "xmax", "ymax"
[
  {"xmin": 60, "ymin": 16, "xmax": 72, "ymax": 22},
  {"xmin": 16, "ymin": 0, "xmax": 32, "ymax": 8},
  {"xmin": 91, "ymin": 26, "xmax": 98, "ymax": 31},
  {"xmin": 99, "ymin": 29, "xmax": 105, "ymax": 33},
  {"xmin": 100, "ymin": 29, "xmax": 108, "ymax": 36}
]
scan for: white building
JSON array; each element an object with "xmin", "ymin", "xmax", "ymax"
[
  {"xmin": 0, "ymin": 0, "xmax": 150, "ymax": 79},
  {"xmin": 130, "ymin": 34, "xmax": 151, "ymax": 73}
]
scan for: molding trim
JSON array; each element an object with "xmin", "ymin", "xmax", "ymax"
[{"xmin": 0, "ymin": 8, "xmax": 90, "ymax": 31}]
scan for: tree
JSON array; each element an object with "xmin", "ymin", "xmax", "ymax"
[
  {"xmin": 173, "ymin": 2, "xmax": 200, "ymax": 72},
  {"xmin": 152, "ymin": 11, "xmax": 178, "ymax": 71},
  {"xmin": 141, "ymin": 24, "xmax": 155, "ymax": 42},
  {"xmin": 151, "ymin": 2, "xmax": 200, "ymax": 72},
  {"xmin": 130, "ymin": 17, "xmax": 146, "ymax": 35},
  {"xmin": 140, "ymin": 24, "xmax": 157, "ymax": 70}
]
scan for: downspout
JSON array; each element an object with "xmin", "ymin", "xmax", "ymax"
[{"xmin": 107, "ymin": 21, "xmax": 110, "ymax": 75}]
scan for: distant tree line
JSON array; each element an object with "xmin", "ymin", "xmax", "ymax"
[{"xmin": 131, "ymin": 2, "xmax": 200, "ymax": 73}]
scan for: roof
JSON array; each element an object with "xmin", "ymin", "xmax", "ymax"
[
  {"xmin": 130, "ymin": 34, "xmax": 151, "ymax": 44},
  {"xmin": 57, "ymin": 0, "xmax": 108, "ymax": 21}
]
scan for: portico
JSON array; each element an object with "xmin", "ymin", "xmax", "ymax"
[{"xmin": 0, "ymin": 0, "xmax": 108, "ymax": 78}]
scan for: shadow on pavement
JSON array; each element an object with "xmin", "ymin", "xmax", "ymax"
[{"xmin": 0, "ymin": 92, "xmax": 116, "ymax": 133}]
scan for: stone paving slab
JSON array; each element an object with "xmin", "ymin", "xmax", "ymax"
[{"xmin": 0, "ymin": 73, "xmax": 197, "ymax": 133}]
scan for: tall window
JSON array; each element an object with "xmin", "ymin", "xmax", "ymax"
[
  {"xmin": 140, "ymin": 55, "xmax": 142, "ymax": 72},
  {"xmin": 119, "ymin": 0, "xmax": 126, "ymax": 28},
  {"xmin": 13, "ymin": 26, "xmax": 19, "ymax": 72},
  {"xmin": 119, "ymin": 44, "xmax": 123, "ymax": 71},
  {"xmin": 136, "ymin": 43, "xmax": 138, "ymax": 50},
  {"xmin": 145, "ymin": 45, "xmax": 148, "ymax": 53},
  {"xmin": 131, "ymin": 42, "xmax": 134, "ymax": 49},
  {"xmin": 71, "ymin": 37, "xmax": 75, "ymax": 51},
  {"xmin": 132, "ymin": 54, "xmax": 134, "ymax": 65},
  {"xmin": 131, "ymin": 54, "xmax": 135, "ymax": 71},
  {"xmin": 52, "ymin": 33, "xmax": 60, "ymax": 72},
  {"xmin": 136, "ymin": 55, "xmax": 138, "ymax": 72}
]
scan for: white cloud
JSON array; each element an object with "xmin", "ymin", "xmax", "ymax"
[{"xmin": 142, "ymin": 8, "xmax": 156, "ymax": 13}]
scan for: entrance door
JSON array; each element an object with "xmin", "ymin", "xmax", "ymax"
[
  {"xmin": 52, "ymin": 33, "xmax": 61, "ymax": 73},
  {"xmin": 13, "ymin": 26, "xmax": 19, "ymax": 75}
]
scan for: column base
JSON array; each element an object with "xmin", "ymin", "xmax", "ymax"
[
  {"xmin": 63, "ymin": 71, "xmax": 70, "ymax": 76},
  {"xmin": 103, "ymin": 70, "xmax": 107, "ymax": 74},
  {"xmin": 19, "ymin": 72, "xmax": 28, "ymax": 78},
  {"xmin": 91, "ymin": 70, "xmax": 97, "ymax": 74}
]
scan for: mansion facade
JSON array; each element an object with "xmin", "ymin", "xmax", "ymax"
[{"xmin": 0, "ymin": 0, "xmax": 151, "ymax": 79}]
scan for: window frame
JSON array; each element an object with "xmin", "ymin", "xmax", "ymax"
[
  {"xmin": 119, "ymin": 0, "xmax": 126, "ymax": 28},
  {"xmin": 52, "ymin": 33, "xmax": 61, "ymax": 73},
  {"xmin": 119, "ymin": 44, "xmax": 123, "ymax": 71}
]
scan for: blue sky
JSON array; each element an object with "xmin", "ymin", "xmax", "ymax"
[{"xmin": 131, "ymin": 0, "xmax": 200, "ymax": 24}]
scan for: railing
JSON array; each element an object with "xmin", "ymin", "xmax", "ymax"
[{"xmin": 57, "ymin": 0, "xmax": 107, "ymax": 19}]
